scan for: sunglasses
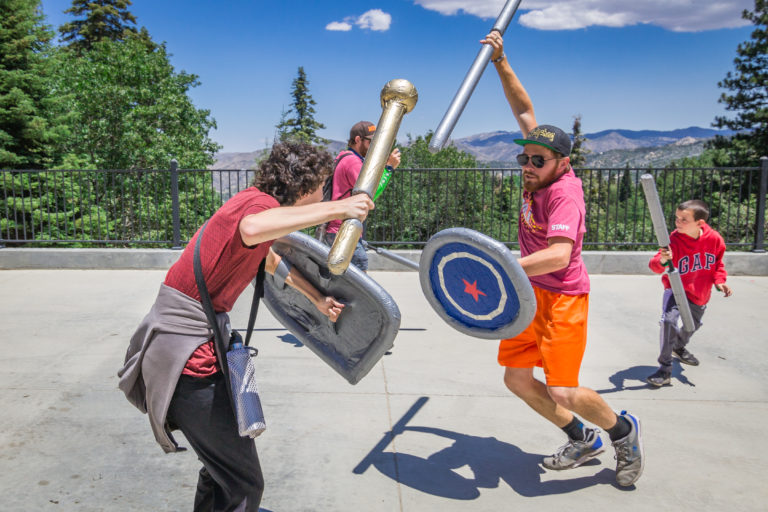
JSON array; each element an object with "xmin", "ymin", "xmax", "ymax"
[{"xmin": 516, "ymin": 154, "xmax": 558, "ymax": 168}]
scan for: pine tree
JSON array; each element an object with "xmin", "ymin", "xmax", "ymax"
[
  {"xmin": 710, "ymin": 0, "xmax": 768, "ymax": 165},
  {"xmin": 569, "ymin": 115, "xmax": 590, "ymax": 168},
  {"xmin": 0, "ymin": 0, "xmax": 58, "ymax": 168},
  {"xmin": 275, "ymin": 67, "xmax": 327, "ymax": 145},
  {"xmin": 59, "ymin": 0, "xmax": 140, "ymax": 52},
  {"xmin": 619, "ymin": 163, "xmax": 633, "ymax": 202}
]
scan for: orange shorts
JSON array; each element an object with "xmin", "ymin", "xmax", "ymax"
[{"xmin": 497, "ymin": 286, "xmax": 589, "ymax": 387}]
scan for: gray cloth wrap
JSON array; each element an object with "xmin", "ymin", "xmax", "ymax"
[{"xmin": 118, "ymin": 283, "xmax": 231, "ymax": 453}]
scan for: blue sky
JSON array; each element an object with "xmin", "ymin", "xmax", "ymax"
[{"xmin": 39, "ymin": 0, "xmax": 755, "ymax": 153}]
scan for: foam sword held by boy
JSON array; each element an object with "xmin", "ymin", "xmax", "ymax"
[{"xmin": 640, "ymin": 174, "xmax": 696, "ymax": 332}]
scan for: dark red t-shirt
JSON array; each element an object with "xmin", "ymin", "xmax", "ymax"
[{"xmin": 164, "ymin": 187, "xmax": 280, "ymax": 376}]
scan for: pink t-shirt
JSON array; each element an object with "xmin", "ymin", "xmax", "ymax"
[
  {"xmin": 518, "ymin": 168, "xmax": 589, "ymax": 295},
  {"xmin": 326, "ymin": 149, "xmax": 364, "ymax": 234}
]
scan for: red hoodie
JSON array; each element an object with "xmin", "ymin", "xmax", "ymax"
[{"xmin": 649, "ymin": 222, "xmax": 728, "ymax": 306}]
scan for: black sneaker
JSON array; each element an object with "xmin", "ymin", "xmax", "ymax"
[
  {"xmin": 646, "ymin": 369, "xmax": 671, "ymax": 387},
  {"xmin": 673, "ymin": 348, "xmax": 699, "ymax": 366}
]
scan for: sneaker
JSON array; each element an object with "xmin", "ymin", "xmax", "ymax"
[
  {"xmin": 646, "ymin": 368, "xmax": 671, "ymax": 387},
  {"xmin": 542, "ymin": 428, "xmax": 605, "ymax": 470},
  {"xmin": 612, "ymin": 411, "xmax": 644, "ymax": 487},
  {"xmin": 673, "ymin": 348, "xmax": 699, "ymax": 366}
]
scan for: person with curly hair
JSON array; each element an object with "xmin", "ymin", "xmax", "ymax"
[{"xmin": 118, "ymin": 141, "xmax": 373, "ymax": 511}]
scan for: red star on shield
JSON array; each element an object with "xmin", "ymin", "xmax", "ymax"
[{"xmin": 462, "ymin": 278, "xmax": 487, "ymax": 302}]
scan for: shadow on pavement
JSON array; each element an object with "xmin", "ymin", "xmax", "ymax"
[
  {"xmin": 596, "ymin": 361, "xmax": 694, "ymax": 394},
  {"xmin": 354, "ymin": 397, "xmax": 616, "ymax": 500},
  {"xmin": 277, "ymin": 332, "xmax": 303, "ymax": 348}
]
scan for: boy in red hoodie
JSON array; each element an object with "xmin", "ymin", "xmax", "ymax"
[{"xmin": 647, "ymin": 200, "xmax": 732, "ymax": 387}]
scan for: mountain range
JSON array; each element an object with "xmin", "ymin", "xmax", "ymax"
[{"xmin": 212, "ymin": 126, "xmax": 735, "ymax": 170}]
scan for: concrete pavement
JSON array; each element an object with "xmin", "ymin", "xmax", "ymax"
[
  {"xmin": 0, "ymin": 269, "xmax": 766, "ymax": 511},
  {"xmin": 1, "ymin": 247, "xmax": 767, "ymax": 275}
]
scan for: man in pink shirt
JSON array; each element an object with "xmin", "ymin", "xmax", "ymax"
[
  {"xmin": 324, "ymin": 121, "xmax": 401, "ymax": 270},
  {"xmin": 484, "ymin": 31, "xmax": 644, "ymax": 487}
]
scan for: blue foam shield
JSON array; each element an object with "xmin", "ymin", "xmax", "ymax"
[{"xmin": 419, "ymin": 228, "xmax": 536, "ymax": 339}]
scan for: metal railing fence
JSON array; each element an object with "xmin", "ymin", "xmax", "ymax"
[{"xmin": 2, "ymin": 157, "xmax": 767, "ymax": 251}]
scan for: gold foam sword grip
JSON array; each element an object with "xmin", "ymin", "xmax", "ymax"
[{"xmin": 327, "ymin": 79, "xmax": 418, "ymax": 275}]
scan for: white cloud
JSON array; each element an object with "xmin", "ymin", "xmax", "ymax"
[
  {"xmin": 357, "ymin": 9, "xmax": 392, "ymax": 31},
  {"xmin": 326, "ymin": 21, "xmax": 353, "ymax": 31},
  {"xmin": 326, "ymin": 9, "xmax": 392, "ymax": 32},
  {"xmin": 414, "ymin": 0, "xmax": 753, "ymax": 32}
]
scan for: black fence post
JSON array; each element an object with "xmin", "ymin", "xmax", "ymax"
[
  {"xmin": 754, "ymin": 156, "xmax": 768, "ymax": 253},
  {"xmin": 170, "ymin": 159, "xmax": 182, "ymax": 249},
  {"xmin": 0, "ymin": 171, "xmax": 5, "ymax": 248}
]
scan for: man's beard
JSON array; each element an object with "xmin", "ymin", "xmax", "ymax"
[
  {"xmin": 522, "ymin": 175, "xmax": 550, "ymax": 193},
  {"xmin": 522, "ymin": 167, "xmax": 565, "ymax": 192}
]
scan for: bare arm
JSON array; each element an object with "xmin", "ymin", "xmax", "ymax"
[
  {"xmin": 482, "ymin": 32, "xmax": 537, "ymax": 136},
  {"xmin": 240, "ymin": 194, "xmax": 373, "ymax": 246},
  {"xmin": 266, "ymin": 248, "xmax": 345, "ymax": 321},
  {"xmin": 517, "ymin": 237, "xmax": 574, "ymax": 277}
]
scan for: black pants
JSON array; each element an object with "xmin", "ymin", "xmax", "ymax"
[{"xmin": 167, "ymin": 373, "xmax": 264, "ymax": 512}]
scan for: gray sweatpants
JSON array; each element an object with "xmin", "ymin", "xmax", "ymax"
[{"xmin": 658, "ymin": 288, "xmax": 707, "ymax": 370}]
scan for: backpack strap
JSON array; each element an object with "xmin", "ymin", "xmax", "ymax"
[
  {"xmin": 329, "ymin": 150, "xmax": 356, "ymax": 200},
  {"xmin": 316, "ymin": 150, "xmax": 356, "ymax": 240},
  {"xmin": 332, "ymin": 150, "xmax": 353, "ymax": 171}
]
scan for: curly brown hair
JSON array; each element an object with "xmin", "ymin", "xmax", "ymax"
[{"xmin": 252, "ymin": 141, "xmax": 333, "ymax": 205}]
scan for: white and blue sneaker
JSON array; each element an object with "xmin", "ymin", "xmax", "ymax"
[
  {"xmin": 542, "ymin": 428, "xmax": 605, "ymax": 470},
  {"xmin": 612, "ymin": 411, "xmax": 644, "ymax": 486}
]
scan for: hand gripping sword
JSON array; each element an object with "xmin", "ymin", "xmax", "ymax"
[{"xmin": 428, "ymin": 0, "xmax": 523, "ymax": 153}]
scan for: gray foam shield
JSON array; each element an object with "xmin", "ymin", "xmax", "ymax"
[{"xmin": 263, "ymin": 231, "xmax": 400, "ymax": 385}]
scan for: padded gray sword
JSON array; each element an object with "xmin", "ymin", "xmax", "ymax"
[
  {"xmin": 640, "ymin": 174, "xmax": 696, "ymax": 332},
  {"xmin": 428, "ymin": 0, "xmax": 523, "ymax": 153}
]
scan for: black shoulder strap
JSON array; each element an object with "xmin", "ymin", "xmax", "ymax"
[
  {"xmin": 331, "ymin": 150, "xmax": 354, "ymax": 199},
  {"xmin": 193, "ymin": 220, "xmax": 265, "ymax": 351},
  {"xmin": 193, "ymin": 220, "xmax": 265, "ymax": 420},
  {"xmin": 193, "ymin": 220, "xmax": 225, "ymax": 349},
  {"xmin": 331, "ymin": 151, "xmax": 355, "ymax": 199},
  {"xmin": 316, "ymin": 151, "xmax": 356, "ymax": 241},
  {"xmin": 244, "ymin": 258, "xmax": 266, "ymax": 347},
  {"xmin": 193, "ymin": 220, "xmax": 236, "ymax": 414},
  {"xmin": 333, "ymin": 150, "xmax": 353, "ymax": 169}
]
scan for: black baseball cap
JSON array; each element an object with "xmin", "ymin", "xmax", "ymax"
[{"xmin": 514, "ymin": 124, "xmax": 572, "ymax": 157}]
